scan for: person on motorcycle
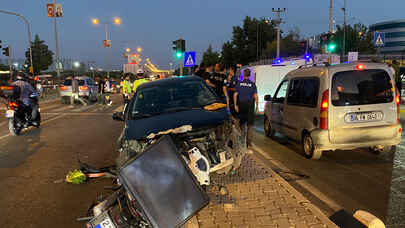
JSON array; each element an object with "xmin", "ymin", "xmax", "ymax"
[
  {"xmin": 132, "ymin": 69, "xmax": 148, "ymax": 93},
  {"xmin": 12, "ymin": 72, "xmax": 39, "ymax": 125}
]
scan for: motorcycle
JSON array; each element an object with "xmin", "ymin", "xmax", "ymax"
[
  {"xmin": 80, "ymin": 136, "xmax": 209, "ymax": 228},
  {"xmin": 0, "ymin": 86, "xmax": 41, "ymax": 136}
]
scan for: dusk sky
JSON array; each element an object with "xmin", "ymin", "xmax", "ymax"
[{"xmin": 0, "ymin": 0, "xmax": 404, "ymax": 71}]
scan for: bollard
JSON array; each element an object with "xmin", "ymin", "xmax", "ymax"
[{"xmin": 353, "ymin": 210, "xmax": 385, "ymax": 228}]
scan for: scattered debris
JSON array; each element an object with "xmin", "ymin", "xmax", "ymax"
[
  {"xmin": 53, "ymin": 178, "xmax": 64, "ymax": 184},
  {"xmin": 65, "ymin": 169, "xmax": 86, "ymax": 184},
  {"xmin": 219, "ymin": 186, "xmax": 228, "ymax": 195}
]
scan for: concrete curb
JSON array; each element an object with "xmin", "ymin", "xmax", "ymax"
[{"xmin": 250, "ymin": 151, "xmax": 338, "ymax": 228}]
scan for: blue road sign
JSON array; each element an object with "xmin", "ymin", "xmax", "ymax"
[
  {"xmin": 373, "ymin": 32, "xmax": 385, "ymax": 47},
  {"xmin": 184, "ymin": 51, "xmax": 196, "ymax": 67}
]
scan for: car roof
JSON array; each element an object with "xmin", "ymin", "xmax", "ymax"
[
  {"xmin": 286, "ymin": 62, "xmax": 392, "ymax": 79},
  {"xmin": 137, "ymin": 75, "xmax": 204, "ymax": 90}
]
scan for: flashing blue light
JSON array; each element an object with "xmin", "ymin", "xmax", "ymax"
[
  {"xmin": 273, "ymin": 58, "xmax": 283, "ymax": 64},
  {"xmin": 304, "ymin": 54, "xmax": 311, "ymax": 60},
  {"xmin": 290, "ymin": 61, "xmax": 296, "ymax": 65}
]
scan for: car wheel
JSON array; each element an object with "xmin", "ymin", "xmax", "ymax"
[
  {"xmin": 264, "ymin": 116, "xmax": 275, "ymax": 138},
  {"xmin": 302, "ymin": 133, "xmax": 322, "ymax": 159},
  {"xmin": 369, "ymin": 145, "xmax": 396, "ymax": 155}
]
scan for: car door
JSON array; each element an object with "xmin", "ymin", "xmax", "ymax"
[{"xmin": 270, "ymin": 80, "xmax": 289, "ymax": 133}]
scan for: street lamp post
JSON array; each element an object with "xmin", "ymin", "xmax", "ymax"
[
  {"xmin": 0, "ymin": 10, "xmax": 34, "ymax": 74},
  {"xmin": 92, "ymin": 17, "xmax": 121, "ymax": 77},
  {"xmin": 256, "ymin": 18, "xmax": 270, "ymax": 62}
]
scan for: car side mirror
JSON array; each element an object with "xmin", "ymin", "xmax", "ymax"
[
  {"xmin": 264, "ymin": 94, "xmax": 272, "ymax": 101},
  {"xmin": 112, "ymin": 112, "xmax": 124, "ymax": 121}
]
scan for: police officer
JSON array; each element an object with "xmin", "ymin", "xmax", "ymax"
[
  {"xmin": 223, "ymin": 66, "xmax": 238, "ymax": 116},
  {"xmin": 122, "ymin": 73, "xmax": 132, "ymax": 103},
  {"xmin": 132, "ymin": 69, "xmax": 148, "ymax": 93},
  {"xmin": 212, "ymin": 63, "xmax": 226, "ymax": 98},
  {"xmin": 233, "ymin": 68, "xmax": 258, "ymax": 148},
  {"xmin": 203, "ymin": 65, "xmax": 215, "ymax": 89}
]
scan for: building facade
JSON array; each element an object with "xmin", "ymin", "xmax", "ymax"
[{"xmin": 370, "ymin": 19, "xmax": 405, "ymax": 53}]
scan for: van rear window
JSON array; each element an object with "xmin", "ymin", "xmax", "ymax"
[{"xmin": 331, "ymin": 69, "xmax": 394, "ymax": 106}]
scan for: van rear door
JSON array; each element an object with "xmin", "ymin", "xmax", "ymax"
[{"xmin": 329, "ymin": 68, "xmax": 398, "ymax": 144}]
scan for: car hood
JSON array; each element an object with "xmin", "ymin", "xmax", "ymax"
[{"xmin": 124, "ymin": 109, "xmax": 228, "ymax": 140}]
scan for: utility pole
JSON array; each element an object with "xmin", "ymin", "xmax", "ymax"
[
  {"xmin": 329, "ymin": 0, "xmax": 333, "ymax": 34},
  {"xmin": 53, "ymin": 0, "xmax": 61, "ymax": 78},
  {"xmin": 105, "ymin": 24, "xmax": 110, "ymax": 77},
  {"xmin": 272, "ymin": 8, "xmax": 286, "ymax": 59},
  {"xmin": 342, "ymin": 0, "xmax": 346, "ymax": 62},
  {"xmin": 8, "ymin": 45, "xmax": 12, "ymax": 82}
]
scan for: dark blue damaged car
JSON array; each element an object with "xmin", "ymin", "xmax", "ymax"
[{"xmin": 113, "ymin": 76, "xmax": 246, "ymax": 185}]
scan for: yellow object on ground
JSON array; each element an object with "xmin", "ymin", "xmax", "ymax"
[{"xmin": 65, "ymin": 169, "xmax": 87, "ymax": 184}]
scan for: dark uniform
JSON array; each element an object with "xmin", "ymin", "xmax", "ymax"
[
  {"xmin": 224, "ymin": 74, "xmax": 238, "ymax": 116},
  {"xmin": 235, "ymin": 78, "xmax": 257, "ymax": 147},
  {"xmin": 212, "ymin": 72, "xmax": 226, "ymax": 98}
]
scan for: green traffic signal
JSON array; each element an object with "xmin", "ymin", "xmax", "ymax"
[
  {"xmin": 328, "ymin": 43, "xmax": 336, "ymax": 52},
  {"xmin": 176, "ymin": 52, "xmax": 182, "ymax": 58}
]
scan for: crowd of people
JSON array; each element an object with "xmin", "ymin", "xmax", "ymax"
[{"xmin": 194, "ymin": 63, "xmax": 259, "ymax": 148}]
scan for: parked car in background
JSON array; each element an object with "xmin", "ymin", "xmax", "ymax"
[
  {"xmin": 59, "ymin": 76, "xmax": 98, "ymax": 104},
  {"xmin": 264, "ymin": 62, "xmax": 401, "ymax": 159}
]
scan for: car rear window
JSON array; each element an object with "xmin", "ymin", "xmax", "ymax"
[
  {"xmin": 331, "ymin": 69, "xmax": 394, "ymax": 106},
  {"xmin": 63, "ymin": 79, "xmax": 85, "ymax": 86}
]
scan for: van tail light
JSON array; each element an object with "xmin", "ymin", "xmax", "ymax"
[
  {"xmin": 59, "ymin": 86, "xmax": 67, "ymax": 91},
  {"xmin": 8, "ymin": 101, "xmax": 19, "ymax": 110},
  {"xmin": 396, "ymin": 88, "xmax": 400, "ymax": 124},
  {"xmin": 80, "ymin": 86, "xmax": 88, "ymax": 91},
  {"xmin": 320, "ymin": 89, "xmax": 329, "ymax": 130}
]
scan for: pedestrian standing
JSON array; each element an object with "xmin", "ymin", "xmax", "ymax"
[
  {"xmin": 213, "ymin": 63, "xmax": 226, "ymax": 98},
  {"xmin": 233, "ymin": 68, "xmax": 258, "ymax": 148},
  {"xmin": 203, "ymin": 65, "xmax": 216, "ymax": 89},
  {"xmin": 223, "ymin": 67, "xmax": 238, "ymax": 116},
  {"xmin": 392, "ymin": 60, "xmax": 402, "ymax": 98},
  {"xmin": 122, "ymin": 73, "xmax": 132, "ymax": 103},
  {"xmin": 71, "ymin": 77, "xmax": 87, "ymax": 106},
  {"xmin": 97, "ymin": 76, "xmax": 105, "ymax": 104}
]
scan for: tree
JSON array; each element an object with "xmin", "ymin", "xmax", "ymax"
[
  {"xmin": 201, "ymin": 45, "xmax": 220, "ymax": 67},
  {"xmin": 264, "ymin": 29, "xmax": 302, "ymax": 58},
  {"xmin": 333, "ymin": 23, "xmax": 376, "ymax": 55},
  {"xmin": 25, "ymin": 34, "xmax": 54, "ymax": 74}
]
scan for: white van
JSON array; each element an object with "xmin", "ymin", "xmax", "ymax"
[
  {"xmin": 263, "ymin": 62, "xmax": 402, "ymax": 159},
  {"xmin": 242, "ymin": 58, "xmax": 311, "ymax": 112}
]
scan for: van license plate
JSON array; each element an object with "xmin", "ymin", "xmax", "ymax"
[
  {"xmin": 5, "ymin": 110, "xmax": 14, "ymax": 118},
  {"xmin": 348, "ymin": 112, "xmax": 382, "ymax": 123}
]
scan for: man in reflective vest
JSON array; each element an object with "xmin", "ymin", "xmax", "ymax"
[
  {"xmin": 132, "ymin": 69, "xmax": 148, "ymax": 93},
  {"xmin": 122, "ymin": 73, "xmax": 132, "ymax": 103}
]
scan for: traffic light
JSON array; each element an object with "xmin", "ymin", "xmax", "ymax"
[
  {"xmin": 172, "ymin": 39, "xmax": 186, "ymax": 59},
  {"xmin": 327, "ymin": 43, "xmax": 336, "ymax": 52},
  {"xmin": 2, "ymin": 46, "xmax": 9, "ymax": 57}
]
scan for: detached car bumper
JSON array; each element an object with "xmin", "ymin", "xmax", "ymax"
[{"xmin": 311, "ymin": 124, "xmax": 402, "ymax": 151}]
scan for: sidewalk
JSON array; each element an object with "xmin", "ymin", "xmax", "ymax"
[{"xmin": 194, "ymin": 154, "xmax": 338, "ymax": 228}]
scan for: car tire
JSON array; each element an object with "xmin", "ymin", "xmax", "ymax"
[
  {"xmin": 302, "ymin": 133, "xmax": 322, "ymax": 159},
  {"xmin": 369, "ymin": 145, "xmax": 396, "ymax": 155},
  {"xmin": 264, "ymin": 116, "xmax": 275, "ymax": 138}
]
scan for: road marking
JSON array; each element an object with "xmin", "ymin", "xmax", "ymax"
[
  {"xmin": 41, "ymin": 112, "xmax": 112, "ymax": 116},
  {"xmin": 0, "ymin": 114, "xmax": 66, "ymax": 141},
  {"xmin": 251, "ymin": 143, "xmax": 343, "ymax": 212}
]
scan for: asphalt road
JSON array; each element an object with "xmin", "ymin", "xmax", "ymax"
[
  {"xmin": 0, "ymin": 96, "xmax": 124, "ymax": 228},
  {"xmin": 252, "ymin": 111, "xmax": 405, "ymax": 227}
]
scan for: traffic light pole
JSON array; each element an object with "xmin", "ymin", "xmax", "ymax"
[
  {"xmin": 179, "ymin": 58, "xmax": 183, "ymax": 76},
  {"xmin": 53, "ymin": 0, "xmax": 61, "ymax": 78},
  {"xmin": 0, "ymin": 10, "xmax": 33, "ymax": 74},
  {"xmin": 105, "ymin": 23, "xmax": 110, "ymax": 77},
  {"xmin": 8, "ymin": 45, "xmax": 12, "ymax": 82}
]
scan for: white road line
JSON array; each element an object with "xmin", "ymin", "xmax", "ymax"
[
  {"xmin": 251, "ymin": 143, "xmax": 343, "ymax": 212},
  {"xmin": 0, "ymin": 114, "xmax": 66, "ymax": 141}
]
